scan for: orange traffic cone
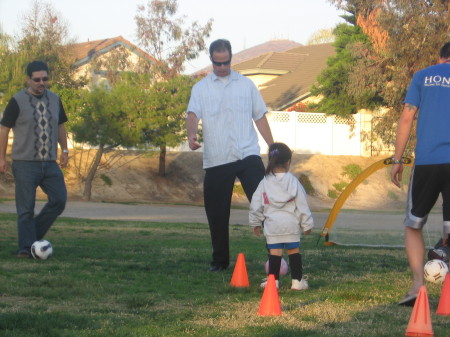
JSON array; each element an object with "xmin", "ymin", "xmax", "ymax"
[
  {"xmin": 405, "ymin": 286, "xmax": 434, "ymax": 337},
  {"xmin": 258, "ymin": 274, "xmax": 282, "ymax": 316},
  {"xmin": 230, "ymin": 253, "xmax": 249, "ymax": 287},
  {"xmin": 436, "ymin": 273, "xmax": 450, "ymax": 315}
]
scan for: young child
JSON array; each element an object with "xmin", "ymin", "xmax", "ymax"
[{"xmin": 249, "ymin": 142, "xmax": 314, "ymax": 290}]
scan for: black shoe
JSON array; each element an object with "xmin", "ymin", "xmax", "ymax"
[
  {"xmin": 209, "ymin": 265, "xmax": 227, "ymax": 272},
  {"xmin": 398, "ymin": 292, "xmax": 418, "ymax": 306},
  {"xmin": 427, "ymin": 239, "xmax": 449, "ymax": 262},
  {"xmin": 16, "ymin": 249, "xmax": 32, "ymax": 259}
]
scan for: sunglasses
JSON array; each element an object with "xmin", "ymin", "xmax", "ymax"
[
  {"xmin": 211, "ymin": 59, "xmax": 231, "ymax": 67},
  {"xmin": 31, "ymin": 77, "xmax": 49, "ymax": 83}
]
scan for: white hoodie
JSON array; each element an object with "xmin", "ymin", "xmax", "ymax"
[{"xmin": 249, "ymin": 172, "xmax": 314, "ymax": 244}]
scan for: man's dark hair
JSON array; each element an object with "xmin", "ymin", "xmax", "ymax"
[
  {"xmin": 209, "ymin": 39, "xmax": 232, "ymax": 58},
  {"xmin": 440, "ymin": 42, "xmax": 450, "ymax": 59},
  {"xmin": 26, "ymin": 60, "xmax": 49, "ymax": 77}
]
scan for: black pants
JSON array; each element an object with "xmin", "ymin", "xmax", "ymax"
[{"xmin": 204, "ymin": 155, "xmax": 265, "ymax": 268}]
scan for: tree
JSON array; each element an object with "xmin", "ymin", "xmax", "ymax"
[
  {"xmin": 135, "ymin": 0, "xmax": 212, "ymax": 176},
  {"xmin": 143, "ymin": 75, "xmax": 198, "ymax": 176},
  {"xmin": 17, "ymin": 0, "xmax": 80, "ymax": 88},
  {"xmin": 70, "ymin": 83, "xmax": 148, "ymax": 200},
  {"xmin": 307, "ymin": 28, "xmax": 336, "ymax": 45},
  {"xmin": 327, "ymin": 0, "xmax": 450, "ymax": 151},
  {"xmin": 309, "ymin": 13, "xmax": 372, "ymax": 116},
  {"xmin": 135, "ymin": 0, "xmax": 213, "ymax": 77},
  {"xmin": 0, "ymin": 0, "xmax": 83, "ymax": 110}
]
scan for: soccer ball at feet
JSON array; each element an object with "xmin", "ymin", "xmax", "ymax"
[
  {"xmin": 424, "ymin": 259, "xmax": 448, "ymax": 284},
  {"xmin": 31, "ymin": 240, "xmax": 53, "ymax": 260},
  {"xmin": 265, "ymin": 258, "xmax": 288, "ymax": 276}
]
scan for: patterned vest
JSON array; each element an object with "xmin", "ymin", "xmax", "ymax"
[{"xmin": 11, "ymin": 89, "xmax": 61, "ymax": 161}]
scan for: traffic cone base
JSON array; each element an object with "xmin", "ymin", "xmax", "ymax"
[
  {"xmin": 258, "ymin": 274, "xmax": 282, "ymax": 316},
  {"xmin": 405, "ymin": 286, "xmax": 434, "ymax": 337},
  {"xmin": 436, "ymin": 273, "xmax": 450, "ymax": 316},
  {"xmin": 230, "ymin": 253, "xmax": 249, "ymax": 287}
]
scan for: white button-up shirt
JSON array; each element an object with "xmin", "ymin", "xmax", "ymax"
[{"xmin": 187, "ymin": 70, "xmax": 267, "ymax": 169}]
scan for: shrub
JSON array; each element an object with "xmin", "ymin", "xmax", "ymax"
[
  {"xmin": 341, "ymin": 163, "xmax": 362, "ymax": 180},
  {"xmin": 298, "ymin": 173, "xmax": 315, "ymax": 196},
  {"xmin": 100, "ymin": 174, "xmax": 113, "ymax": 187}
]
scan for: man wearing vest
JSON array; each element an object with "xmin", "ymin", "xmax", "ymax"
[{"xmin": 0, "ymin": 60, "xmax": 69, "ymax": 258}]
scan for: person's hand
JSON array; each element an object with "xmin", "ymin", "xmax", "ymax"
[
  {"xmin": 188, "ymin": 136, "xmax": 201, "ymax": 150},
  {"xmin": 304, "ymin": 229, "xmax": 311, "ymax": 235},
  {"xmin": 59, "ymin": 152, "xmax": 69, "ymax": 168},
  {"xmin": 253, "ymin": 226, "xmax": 261, "ymax": 236},
  {"xmin": 391, "ymin": 163, "xmax": 404, "ymax": 188},
  {"xmin": 0, "ymin": 158, "xmax": 8, "ymax": 173}
]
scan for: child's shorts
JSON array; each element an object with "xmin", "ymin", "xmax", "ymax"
[{"xmin": 267, "ymin": 242, "xmax": 300, "ymax": 249}]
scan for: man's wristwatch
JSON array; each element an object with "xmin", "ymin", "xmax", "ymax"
[
  {"xmin": 62, "ymin": 149, "xmax": 69, "ymax": 154},
  {"xmin": 391, "ymin": 157, "xmax": 402, "ymax": 164}
]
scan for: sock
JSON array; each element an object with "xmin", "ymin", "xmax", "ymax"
[
  {"xmin": 268, "ymin": 255, "xmax": 282, "ymax": 280},
  {"xmin": 289, "ymin": 253, "xmax": 303, "ymax": 281}
]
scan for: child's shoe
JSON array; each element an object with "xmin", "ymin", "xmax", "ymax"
[
  {"xmin": 260, "ymin": 278, "xmax": 279, "ymax": 289},
  {"xmin": 291, "ymin": 277, "xmax": 308, "ymax": 290}
]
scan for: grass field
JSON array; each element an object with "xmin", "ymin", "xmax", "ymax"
[{"xmin": 0, "ymin": 212, "xmax": 448, "ymax": 337}]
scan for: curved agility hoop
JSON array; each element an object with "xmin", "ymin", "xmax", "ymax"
[{"xmin": 318, "ymin": 157, "xmax": 413, "ymax": 246}]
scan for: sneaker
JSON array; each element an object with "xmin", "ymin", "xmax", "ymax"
[
  {"xmin": 427, "ymin": 239, "xmax": 449, "ymax": 263},
  {"xmin": 291, "ymin": 277, "xmax": 309, "ymax": 290},
  {"xmin": 260, "ymin": 278, "xmax": 279, "ymax": 289}
]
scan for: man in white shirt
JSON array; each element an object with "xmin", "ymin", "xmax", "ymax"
[{"xmin": 187, "ymin": 39, "xmax": 274, "ymax": 271}]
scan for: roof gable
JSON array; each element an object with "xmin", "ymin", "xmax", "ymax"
[{"xmin": 71, "ymin": 36, "xmax": 157, "ymax": 68}]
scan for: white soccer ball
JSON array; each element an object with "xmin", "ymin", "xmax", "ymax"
[
  {"xmin": 31, "ymin": 240, "xmax": 53, "ymax": 260},
  {"xmin": 424, "ymin": 259, "xmax": 448, "ymax": 284}
]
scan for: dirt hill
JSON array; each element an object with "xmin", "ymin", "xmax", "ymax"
[{"xmin": 0, "ymin": 152, "xmax": 410, "ymax": 211}]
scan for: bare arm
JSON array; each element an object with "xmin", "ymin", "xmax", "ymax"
[
  {"xmin": 186, "ymin": 112, "xmax": 201, "ymax": 150},
  {"xmin": 391, "ymin": 103, "xmax": 417, "ymax": 187},
  {"xmin": 0, "ymin": 125, "xmax": 11, "ymax": 173},
  {"xmin": 58, "ymin": 124, "xmax": 69, "ymax": 168},
  {"xmin": 254, "ymin": 114, "xmax": 274, "ymax": 146}
]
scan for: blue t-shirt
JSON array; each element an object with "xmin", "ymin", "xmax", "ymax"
[{"xmin": 404, "ymin": 63, "xmax": 450, "ymax": 165}]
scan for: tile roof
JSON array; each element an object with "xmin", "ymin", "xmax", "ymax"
[
  {"xmin": 233, "ymin": 43, "xmax": 335, "ymax": 110},
  {"xmin": 70, "ymin": 36, "xmax": 157, "ymax": 68}
]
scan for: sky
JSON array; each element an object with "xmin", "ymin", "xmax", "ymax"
[{"xmin": 0, "ymin": 0, "xmax": 345, "ymax": 74}]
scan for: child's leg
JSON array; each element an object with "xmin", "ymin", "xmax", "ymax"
[
  {"xmin": 287, "ymin": 248, "xmax": 302, "ymax": 281},
  {"xmin": 268, "ymin": 248, "xmax": 282, "ymax": 280}
]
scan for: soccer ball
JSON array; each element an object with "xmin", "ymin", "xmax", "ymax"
[
  {"xmin": 265, "ymin": 258, "xmax": 288, "ymax": 276},
  {"xmin": 31, "ymin": 240, "xmax": 53, "ymax": 260},
  {"xmin": 424, "ymin": 259, "xmax": 448, "ymax": 284}
]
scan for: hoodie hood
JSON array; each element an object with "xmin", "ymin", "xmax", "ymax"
[{"xmin": 262, "ymin": 173, "xmax": 298, "ymax": 208}]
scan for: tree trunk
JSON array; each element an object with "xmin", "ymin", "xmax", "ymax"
[
  {"xmin": 158, "ymin": 144, "xmax": 166, "ymax": 177},
  {"xmin": 83, "ymin": 146, "xmax": 104, "ymax": 201}
]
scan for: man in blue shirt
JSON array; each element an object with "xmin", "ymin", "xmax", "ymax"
[{"xmin": 391, "ymin": 42, "xmax": 450, "ymax": 305}]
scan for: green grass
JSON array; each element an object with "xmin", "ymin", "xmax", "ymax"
[{"xmin": 0, "ymin": 213, "xmax": 448, "ymax": 337}]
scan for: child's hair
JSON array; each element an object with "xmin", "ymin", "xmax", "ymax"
[{"xmin": 266, "ymin": 142, "xmax": 292, "ymax": 175}]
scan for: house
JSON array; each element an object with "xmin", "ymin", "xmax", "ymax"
[
  {"xmin": 70, "ymin": 36, "xmax": 158, "ymax": 83},
  {"xmin": 232, "ymin": 43, "xmax": 335, "ymax": 111}
]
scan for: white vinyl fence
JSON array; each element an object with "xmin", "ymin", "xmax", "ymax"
[
  {"xmin": 258, "ymin": 111, "xmax": 363, "ymax": 155},
  {"xmin": 171, "ymin": 111, "xmax": 394, "ymax": 156}
]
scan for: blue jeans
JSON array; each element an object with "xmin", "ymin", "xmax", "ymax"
[{"xmin": 12, "ymin": 161, "xmax": 67, "ymax": 252}]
